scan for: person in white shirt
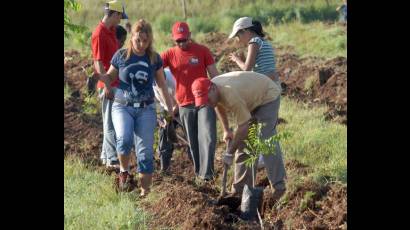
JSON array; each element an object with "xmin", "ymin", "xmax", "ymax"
[{"xmin": 153, "ymin": 68, "xmax": 178, "ymax": 172}]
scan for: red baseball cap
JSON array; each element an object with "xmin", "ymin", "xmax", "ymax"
[
  {"xmin": 191, "ymin": 78, "xmax": 212, "ymax": 107},
  {"xmin": 172, "ymin": 22, "xmax": 190, "ymax": 41}
]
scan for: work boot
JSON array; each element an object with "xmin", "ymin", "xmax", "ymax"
[{"xmin": 118, "ymin": 171, "xmax": 136, "ymax": 192}]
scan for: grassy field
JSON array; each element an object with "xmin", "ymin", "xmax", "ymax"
[
  {"xmin": 64, "ymin": 158, "xmax": 150, "ymax": 229},
  {"xmin": 65, "ymin": 0, "xmax": 346, "ymax": 59}
]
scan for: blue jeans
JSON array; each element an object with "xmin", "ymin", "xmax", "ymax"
[
  {"xmin": 111, "ymin": 99, "xmax": 157, "ymax": 174},
  {"xmin": 99, "ymin": 92, "xmax": 118, "ymax": 165}
]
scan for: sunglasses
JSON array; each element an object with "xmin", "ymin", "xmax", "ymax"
[{"xmin": 176, "ymin": 39, "xmax": 188, "ymax": 44}]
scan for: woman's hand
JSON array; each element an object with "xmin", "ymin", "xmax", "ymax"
[
  {"xmin": 229, "ymin": 53, "xmax": 240, "ymax": 63},
  {"xmin": 103, "ymin": 85, "xmax": 114, "ymax": 100},
  {"xmin": 172, "ymin": 105, "xmax": 179, "ymax": 116}
]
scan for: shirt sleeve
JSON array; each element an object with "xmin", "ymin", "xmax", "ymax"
[
  {"xmin": 110, "ymin": 50, "xmax": 121, "ymax": 70},
  {"xmin": 91, "ymin": 34, "xmax": 106, "ymax": 61},
  {"xmin": 155, "ymin": 53, "xmax": 163, "ymax": 71},
  {"xmin": 203, "ymin": 46, "xmax": 215, "ymax": 67},
  {"xmin": 248, "ymin": 37, "xmax": 262, "ymax": 49},
  {"xmin": 160, "ymin": 50, "xmax": 169, "ymax": 68}
]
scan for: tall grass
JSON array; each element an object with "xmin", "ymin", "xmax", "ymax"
[{"xmin": 64, "ymin": 158, "xmax": 150, "ymax": 229}]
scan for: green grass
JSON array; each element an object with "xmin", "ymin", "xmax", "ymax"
[
  {"xmin": 277, "ymin": 97, "xmax": 347, "ymax": 184},
  {"xmin": 65, "ymin": 0, "xmax": 345, "ymax": 59},
  {"xmin": 64, "ymin": 84, "xmax": 72, "ymax": 102},
  {"xmin": 64, "ymin": 158, "xmax": 150, "ymax": 229},
  {"xmin": 268, "ymin": 21, "xmax": 346, "ymax": 58},
  {"xmin": 299, "ymin": 191, "xmax": 316, "ymax": 212},
  {"xmin": 82, "ymin": 91, "xmax": 100, "ymax": 116}
]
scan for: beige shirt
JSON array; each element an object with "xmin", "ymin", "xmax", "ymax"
[{"xmin": 212, "ymin": 71, "xmax": 281, "ymax": 125}]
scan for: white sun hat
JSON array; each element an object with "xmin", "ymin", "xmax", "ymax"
[{"xmin": 228, "ymin": 17, "xmax": 253, "ymax": 39}]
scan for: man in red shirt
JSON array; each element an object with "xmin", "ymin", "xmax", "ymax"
[
  {"xmin": 91, "ymin": 0, "xmax": 127, "ymax": 168},
  {"xmin": 161, "ymin": 22, "xmax": 219, "ymax": 181}
]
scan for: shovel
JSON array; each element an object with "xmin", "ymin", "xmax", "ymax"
[
  {"xmin": 220, "ymin": 139, "xmax": 231, "ymax": 197},
  {"xmin": 208, "ymin": 139, "xmax": 241, "ymax": 212}
]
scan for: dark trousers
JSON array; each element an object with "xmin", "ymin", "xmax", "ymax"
[{"xmin": 179, "ymin": 104, "xmax": 217, "ymax": 179}]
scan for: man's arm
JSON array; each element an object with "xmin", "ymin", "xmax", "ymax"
[
  {"xmin": 96, "ymin": 65, "xmax": 118, "ymax": 99},
  {"xmin": 206, "ymin": 64, "xmax": 219, "ymax": 79},
  {"xmin": 215, "ymin": 103, "xmax": 249, "ymax": 155},
  {"xmin": 94, "ymin": 60, "xmax": 106, "ymax": 75},
  {"xmin": 92, "ymin": 33, "xmax": 107, "ymax": 75},
  {"xmin": 215, "ymin": 105, "xmax": 232, "ymax": 141},
  {"xmin": 227, "ymin": 121, "xmax": 249, "ymax": 155}
]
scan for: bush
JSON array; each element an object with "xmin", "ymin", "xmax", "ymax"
[
  {"xmin": 187, "ymin": 17, "xmax": 218, "ymax": 33},
  {"xmin": 299, "ymin": 5, "xmax": 339, "ymax": 23},
  {"xmin": 154, "ymin": 14, "xmax": 183, "ymax": 33},
  {"xmin": 224, "ymin": 3, "xmax": 338, "ymax": 25},
  {"xmin": 73, "ymin": 30, "xmax": 92, "ymax": 53}
]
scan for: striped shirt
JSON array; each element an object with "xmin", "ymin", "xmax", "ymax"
[{"xmin": 249, "ymin": 37, "xmax": 276, "ymax": 76}]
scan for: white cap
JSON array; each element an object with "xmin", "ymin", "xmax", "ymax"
[{"xmin": 228, "ymin": 17, "xmax": 253, "ymax": 39}]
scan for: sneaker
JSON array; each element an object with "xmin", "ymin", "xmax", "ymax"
[
  {"xmin": 139, "ymin": 189, "xmax": 150, "ymax": 198},
  {"xmin": 106, "ymin": 160, "xmax": 120, "ymax": 168},
  {"xmin": 118, "ymin": 171, "xmax": 136, "ymax": 192},
  {"xmin": 198, "ymin": 175, "xmax": 213, "ymax": 182}
]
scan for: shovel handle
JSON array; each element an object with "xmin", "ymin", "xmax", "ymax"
[
  {"xmin": 221, "ymin": 139, "xmax": 231, "ymax": 197},
  {"xmin": 221, "ymin": 164, "xmax": 228, "ymax": 197}
]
